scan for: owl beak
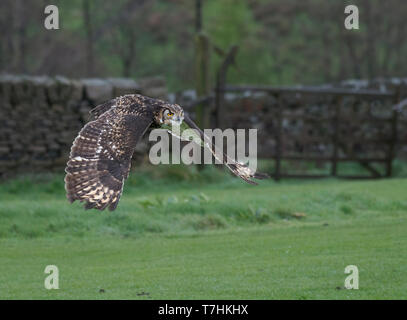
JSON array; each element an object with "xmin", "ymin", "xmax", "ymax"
[
  {"xmin": 170, "ymin": 118, "xmax": 182, "ymax": 126},
  {"xmin": 172, "ymin": 116, "xmax": 183, "ymax": 125}
]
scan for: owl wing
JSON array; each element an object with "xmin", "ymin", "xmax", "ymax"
[
  {"xmin": 89, "ymin": 99, "xmax": 116, "ymax": 119},
  {"xmin": 183, "ymin": 114, "xmax": 269, "ymax": 185},
  {"xmin": 65, "ymin": 106, "xmax": 152, "ymax": 211}
]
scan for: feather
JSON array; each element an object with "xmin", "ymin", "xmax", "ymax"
[{"xmin": 89, "ymin": 99, "xmax": 116, "ymax": 119}]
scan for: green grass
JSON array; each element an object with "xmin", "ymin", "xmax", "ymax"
[{"xmin": 0, "ymin": 165, "xmax": 406, "ymax": 299}]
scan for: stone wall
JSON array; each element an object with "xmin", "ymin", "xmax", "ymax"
[{"xmin": 0, "ymin": 75, "xmax": 167, "ymax": 177}]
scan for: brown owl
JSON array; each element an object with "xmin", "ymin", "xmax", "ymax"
[{"xmin": 65, "ymin": 94, "xmax": 268, "ymax": 211}]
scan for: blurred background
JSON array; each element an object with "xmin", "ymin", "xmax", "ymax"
[
  {"xmin": 1, "ymin": 0, "xmax": 407, "ymax": 300},
  {"xmin": 2, "ymin": 0, "xmax": 407, "ymax": 87}
]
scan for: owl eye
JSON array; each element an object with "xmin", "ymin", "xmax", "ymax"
[{"xmin": 164, "ymin": 109, "xmax": 174, "ymax": 118}]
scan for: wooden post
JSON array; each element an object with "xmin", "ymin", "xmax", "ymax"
[
  {"xmin": 215, "ymin": 45, "xmax": 239, "ymax": 128},
  {"xmin": 275, "ymin": 94, "xmax": 283, "ymax": 181},
  {"xmin": 195, "ymin": 0, "xmax": 202, "ymax": 32},
  {"xmin": 386, "ymin": 110, "xmax": 398, "ymax": 177},
  {"xmin": 193, "ymin": 0, "xmax": 210, "ymax": 129},
  {"xmin": 194, "ymin": 32, "xmax": 211, "ymax": 129},
  {"xmin": 386, "ymin": 86, "xmax": 400, "ymax": 177},
  {"xmin": 83, "ymin": 0, "xmax": 94, "ymax": 77},
  {"xmin": 331, "ymin": 96, "xmax": 342, "ymax": 176}
]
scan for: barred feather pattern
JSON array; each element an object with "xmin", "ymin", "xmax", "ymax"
[{"xmin": 64, "ymin": 101, "xmax": 153, "ymax": 211}]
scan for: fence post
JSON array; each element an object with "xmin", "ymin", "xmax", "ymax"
[
  {"xmin": 386, "ymin": 86, "xmax": 400, "ymax": 177},
  {"xmin": 215, "ymin": 45, "xmax": 239, "ymax": 128},
  {"xmin": 275, "ymin": 93, "xmax": 282, "ymax": 181},
  {"xmin": 331, "ymin": 96, "xmax": 342, "ymax": 176},
  {"xmin": 194, "ymin": 32, "xmax": 211, "ymax": 129}
]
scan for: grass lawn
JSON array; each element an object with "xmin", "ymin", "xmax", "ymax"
[{"xmin": 0, "ymin": 166, "xmax": 406, "ymax": 299}]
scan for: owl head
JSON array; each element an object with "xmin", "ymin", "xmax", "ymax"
[{"xmin": 155, "ymin": 103, "xmax": 184, "ymax": 126}]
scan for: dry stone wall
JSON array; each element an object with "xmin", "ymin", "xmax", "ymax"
[{"xmin": 0, "ymin": 75, "xmax": 167, "ymax": 177}]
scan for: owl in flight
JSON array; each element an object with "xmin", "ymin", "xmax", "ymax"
[{"xmin": 65, "ymin": 94, "xmax": 268, "ymax": 211}]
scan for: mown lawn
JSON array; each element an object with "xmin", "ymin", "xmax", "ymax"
[{"xmin": 0, "ymin": 166, "xmax": 406, "ymax": 299}]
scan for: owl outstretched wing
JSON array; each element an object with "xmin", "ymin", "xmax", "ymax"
[
  {"xmin": 182, "ymin": 114, "xmax": 269, "ymax": 185},
  {"xmin": 64, "ymin": 103, "xmax": 152, "ymax": 211}
]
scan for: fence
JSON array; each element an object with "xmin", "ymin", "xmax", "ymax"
[{"xmin": 204, "ymin": 83, "xmax": 405, "ymax": 180}]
